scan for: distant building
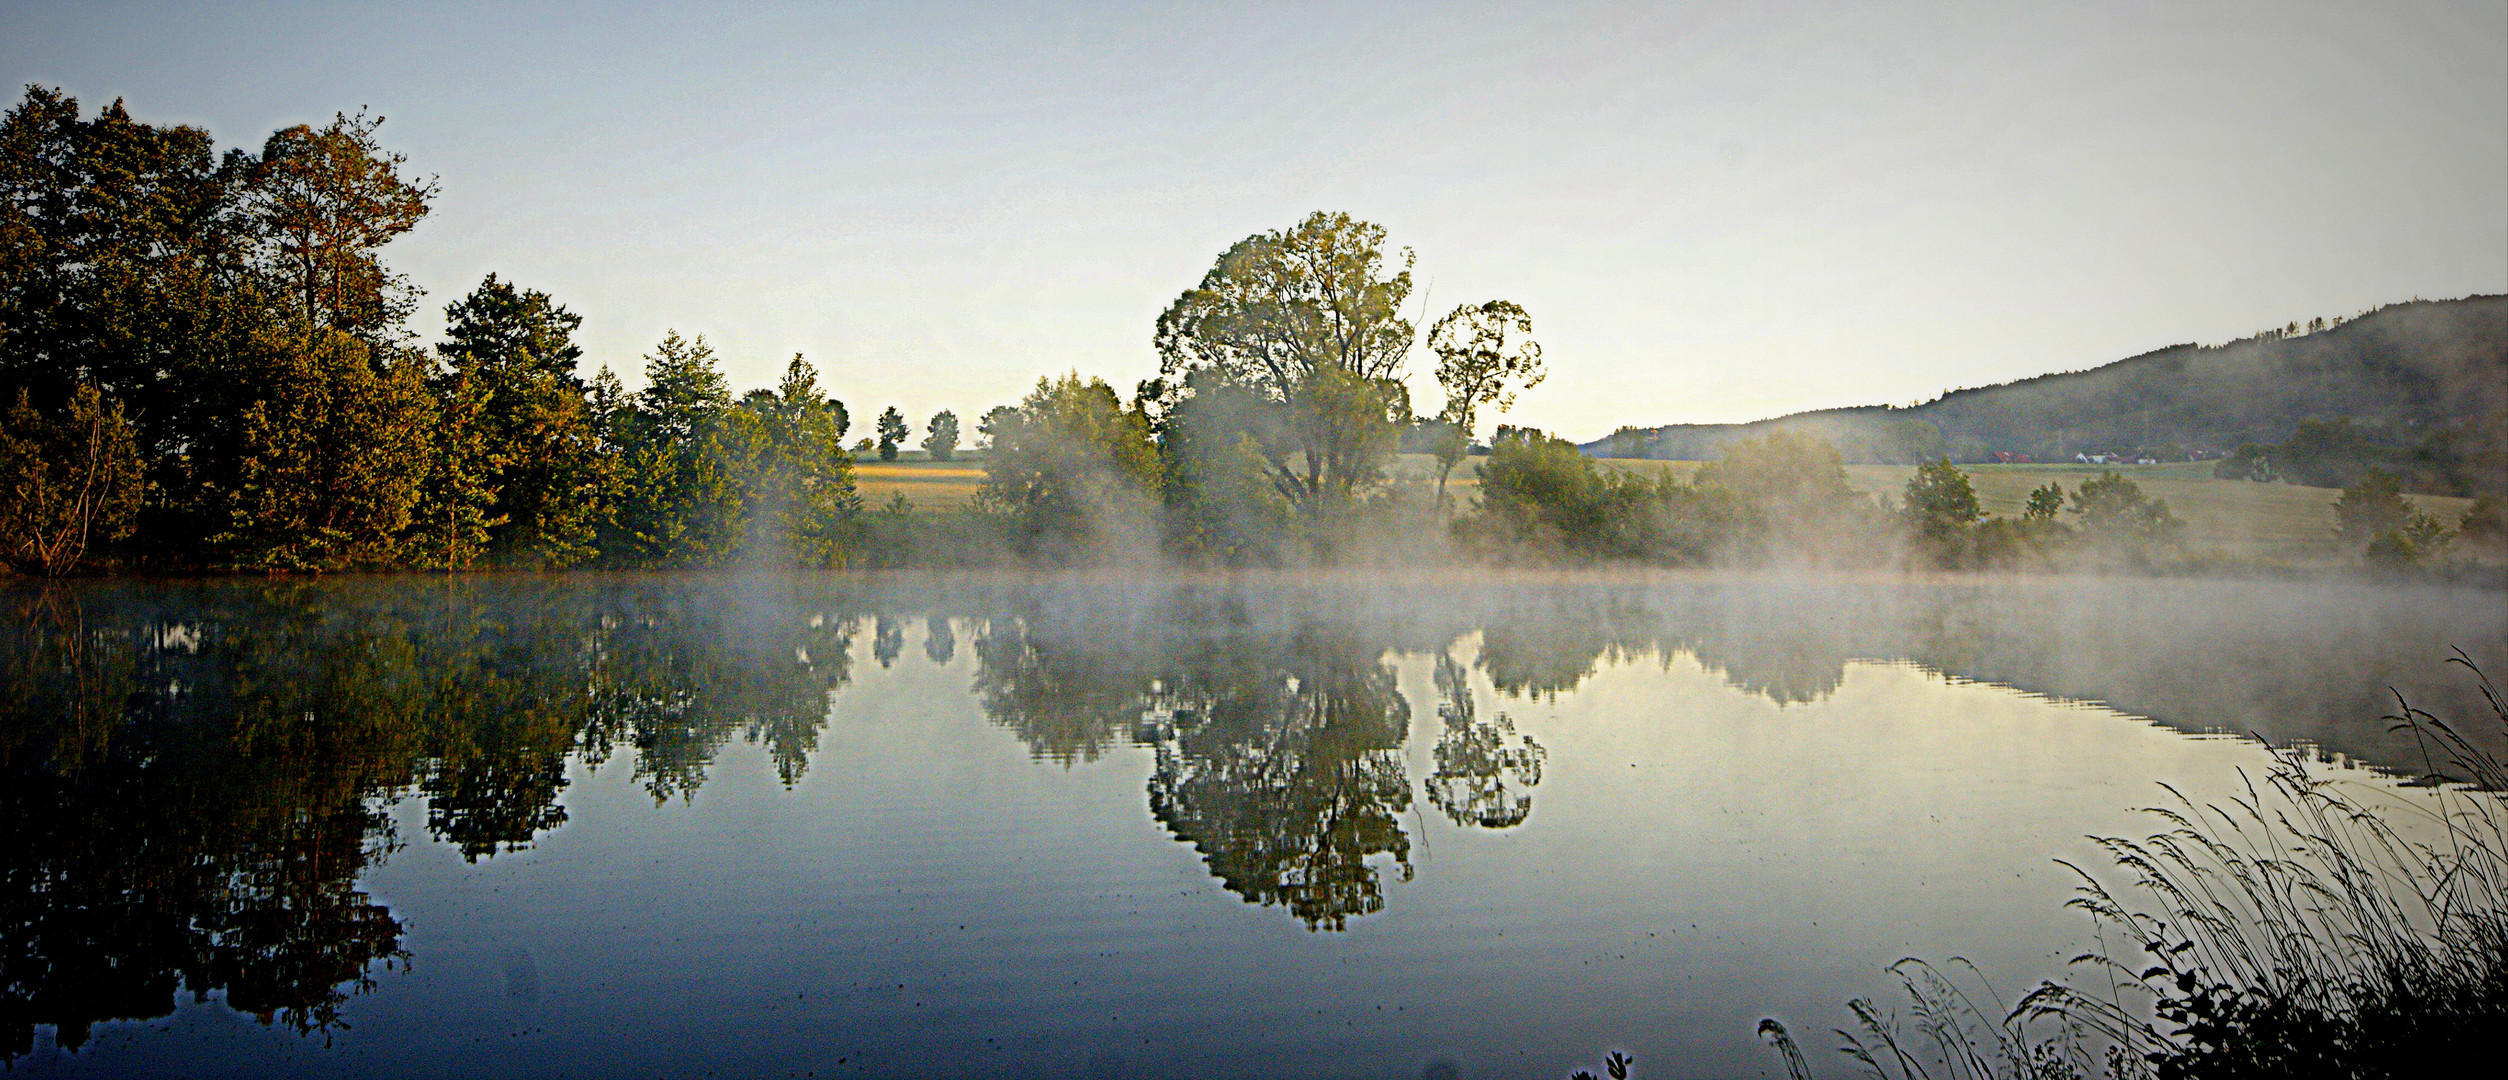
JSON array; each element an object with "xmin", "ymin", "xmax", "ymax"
[{"xmin": 1992, "ymin": 451, "xmax": 2034, "ymax": 464}]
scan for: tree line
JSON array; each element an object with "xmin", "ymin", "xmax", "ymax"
[
  {"xmin": 0, "ymin": 89, "xmax": 1557, "ymax": 574},
  {"xmin": 7, "ymin": 87, "xmax": 2490, "ymax": 576}
]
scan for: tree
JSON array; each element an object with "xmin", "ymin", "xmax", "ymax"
[
  {"xmin": 922, "ymin": 409, "xmax": 959, "ymax": 462},
  {"xmin": 1902, "ymin": 459, "xmax": 1982, "ymax": 537},
  {"xmin": 0, "ymin": 88, "xmax": 247, "ymax": 463},
  {"xmin": 404, "ymin": 374, "xmax": 503, "ymax": 570},
  {"xmin": 1427, "ymin": 300, "xmax": 1544, "ymax": 500},
  {"xmin": 2277, "ymin": 418, "xmax": 2375, "ymax": 488},
  {"xmin": 722, "ymin": 355, "xmax": 860, "ymax": 565},
  {"xmin": 2212, "ymin": 444, "xmax": 2276, "ymax": 482},
  {"xmin": 2333, "ymin": 468, "xmax": 2413, "ymax": 546},
  {"xmin": 0, "ymin": 383, "xmax": 146, "ymax": 574},
  {"xmin": 243, "ymin": 110, "xmax": 436, "ymax": 338},
  {"xmin": 1154, "ymin": 211, "xmax": 1417, "ymax": 521},
  {"xmin": 604, "ymin": 332, "xmax": 738, "ymax": 566},
  {"xmin": 203, "ymin": 327, "xmax": 436, "ymax": 570},
  {"xmin": 435, "ymin": 275, "xmax": 608, "ymax": 566},
  {"xmin": 2023, "ymin": 482, "xmax": 2065, "ymax": 521},
  {"xmin": 875, "ymin": 406, "xmax": 908, "ymax": 461},
  {"xmin": 1691, "ymin": 432, "xmax": 1875, "ymax": 563},
  {"xmin": 2067, "ymin": 470, "xmax": 2183, "ymax": 543},
  {"xmin": 977, "ymin": 373, "xmax": 1162, "ymax": 558}
]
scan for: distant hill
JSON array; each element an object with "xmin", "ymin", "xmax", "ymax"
[{"xmin": 1583, "ymin": 294, "xmax": 2508, "ymax": 477}]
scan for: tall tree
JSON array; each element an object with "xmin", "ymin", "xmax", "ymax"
[
  {"xmin": 0, "ymin": 86, "xmax": 254, "ymax": 514},
  {"xmin": 203, "ymin": 327, "xmax": 436, "ymax": 570},
  {"xmin": 722, "ymin": 355, "xmax": 860, "ymax": 565},
  {"xmin": 1154, "ymin": 212, "xmax": 1416, "ymax": 521},
  {"xmin": 921, "ymin": 409, "xmax": 959, "ymax": 462},
  {"xmin": 0, "ymin": 383, "xmax": 146, "ymax": 574},
  {"xmin": 243, "ymin": 110, "xmax": 435, "ymax": 338},
  {"xmin": 875, "ymin": 406, "xmax": 908, "ymax": 461},
  {"xmin": 1427, "ymin": 300, "xmax": 1544, "ymax": 501},
  {"xmin": 605, "ymin": 332, "xmax": 738, "ymax": 566},
  {"xmin": 978, "ymin": 374, "xmax": 1162, "ymax": 559},
  {"xmin": 404, "ymin": 374, "xmax": 502, "ymax": 570},
  {"xmin": 435, "ymin": 275, "xmax": 608, "ymax": 566}
]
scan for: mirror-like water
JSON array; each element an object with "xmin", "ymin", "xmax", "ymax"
[{"xmin": 2, "ymin": 573, "xmax": 2499, "ymax": 1078}]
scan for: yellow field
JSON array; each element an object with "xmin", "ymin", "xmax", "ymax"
[
  {"xmin": 851, "ymin": 453, "xmax": 2474, "ymax": 559},
  {"xmin": 853, "ymin": 459, "xmax": 986, "ymax": 508}
]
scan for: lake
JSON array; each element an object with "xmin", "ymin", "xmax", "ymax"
[{"xmin": 2, "ymin": 572, "xmax": 2500, "ymax": 1079}]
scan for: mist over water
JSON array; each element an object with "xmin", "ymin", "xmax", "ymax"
[{"xmin": 2, "ymin": 571, "xmax": 2498, "ymax": 1077}]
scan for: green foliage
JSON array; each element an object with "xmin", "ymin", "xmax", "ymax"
[
  {"xmin": 721, "ymin": 355, "xmax": 861, "ymax": 565},
  {"xmin": 1156, "ymin": 369, "xmax": 1296, "ymax": 564},
  {"xmin": 1154, "ymin": 211, "xmax": 1419, "ymax": 519},
  {"xmin": 2212, "ymin": 444, "xmax": 2276, "ymax": 482},
  {"xmin": 977, "ymin": 373, "xmax": 1163, "ymax": 559},
  {"xmin": 245, "ymin": 109, "xmax": 437, "ymax": 338},
  {"xmin": 1901, "ymin": 459, "xmax": 1987, "ymax": 567},
  {"xmin": 2024, "ymin": 482, "xmax": 2066, "ymax": 521},
  {"xmin": 2277, "ymin": 418, "xmax": 2374, "ymax": 488},
  {"xmin": 921, "ymin": 409, "xmax": 959, "ymax": 462},
  {"xmin": 0, "ymin": 384, "xmax": 146, "ymax": 574},
  {"xmin": 204, "ymin": 329, "xmax": 437, "ymax": 571},
  {"xmin": 1425, "ymin": 299, "xmax": 1542, "ymax": 502},
  {"xmin": 404, "ymin": 374, "xmax": 503, "ymax": 570},
  {"xmin": 435, "ymin": 275, "xmax": 610, "ymax": 567},
  {"xmin": 2068, "ymin": 470, "xmax": 2185, "ymax": 544},
  {"xmin": 2332, "ymin": 468, "xmax": 2412, "ymax": 545},
  {"xmin": 1466, "ymin": 433, "xmax": 1752, "ymax": 564},
  {"xmin": 1696, "ymin": 431, "xmax": 1877, "ymax": 562},
  {"xmin": 604, "ymin": 332, "xmax": 740, "ymax": 567},
  {"xmin": 0, "ymin": 88, "xmax": 243, "ymax": 466},
  {"xmin": 1902, "ymin": 459, "xmax": 1983, "ymax": 534},
  {"xmin": 875, "ymin": 405, "xmax": 908, "ymax": 461}
]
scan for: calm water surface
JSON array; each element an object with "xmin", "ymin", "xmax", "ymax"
[{"xmin": 2, "ymin": 573, "xmax": 2500, "ymax": 1079}]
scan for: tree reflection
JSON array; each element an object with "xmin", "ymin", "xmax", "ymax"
[
  {"xmin": 0, "ymin": 579, "xmax": 857, "ymax": 1059},
  {"xmin": 970, "ymin": 613, "xmax": 1155, "ymax": 765},
  {"xmin": 966, "ymin": 611, "xmax": 1427, "ymax": 931},
  {"xmin": 1145, "ymin": 625, "xmax": 1416, "ymax": 931},
  {"xmin": 1424, "ymin": 653, "xmax": 1546, "ymax": 829}
]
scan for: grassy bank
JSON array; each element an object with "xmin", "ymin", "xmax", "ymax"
[
  {"xmin": 1597, "ymin": 459, "xmax": 2477, "ymax": 561},
  {"xmin": 1762, "ymin": 660, "xmax": 2508, "ymax": 1079},
  {"xmin": 803, "ymin": 453, "xmax": 2482, "ymax": 567}
]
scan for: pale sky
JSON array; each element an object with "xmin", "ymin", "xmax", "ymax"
[{"xmin": 6, "ymin": 1, "xmax": 2503, "ymax": 440}]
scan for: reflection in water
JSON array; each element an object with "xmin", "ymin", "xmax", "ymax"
[
  {"xmin": 872, "ymin": 613, "xmax": 904, "ymax": 668},
  {"xmin": 1425, "ymin": 653, "xmax": 1546, "ymax": 829},
  {"xmin": 0, "ymin": 581, "xmax": 854, "ymax": 1060},
  {"xmin": 964, "ymin": 613, "xmax": 1448, "ymax": 929},
  {"xmin": 0, "ymin": 573, "xmax": 2497, "ymax": 1064},
  {"xmin": 1143, "ymin": 625, "xmax": 1417, "ymax": 931}
]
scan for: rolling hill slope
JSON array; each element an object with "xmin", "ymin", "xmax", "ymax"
[{"xmin": 1584, "ymin": 294, "xmax": 2507, "ymax": 472}]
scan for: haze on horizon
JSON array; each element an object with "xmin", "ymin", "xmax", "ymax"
[{"xmin": 5, "ymin": 0, "xmax": 2501, "ymax": 441}]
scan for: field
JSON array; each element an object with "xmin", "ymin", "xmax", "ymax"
[
  {"xmin": 852, "ymin": 453, "xmax": 2475, "ymax": 559},
  {"xmin": 853, "ymin": 456, "xmax": 987, "ymax": 509}
]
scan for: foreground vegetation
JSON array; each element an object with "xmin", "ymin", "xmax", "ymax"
[{"xmin": 1761, "ymin": 659, "xmax": 2508, "ymax": 1079}]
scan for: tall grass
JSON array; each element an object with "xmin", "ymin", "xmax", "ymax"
[{"xmin": 1760, "ymin": 653, "xmax": 2508, "ymax": 1080}]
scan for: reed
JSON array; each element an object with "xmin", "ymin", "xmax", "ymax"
[{"xmin": 1762, "ymin": 653, "xmax": 2508, "ymax": 1079}]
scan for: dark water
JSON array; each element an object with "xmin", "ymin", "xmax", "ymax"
[{"xmin": 2, "ymin": 572, "xmax": 2499, "ymax": 1079}]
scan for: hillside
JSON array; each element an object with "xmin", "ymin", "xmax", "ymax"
[{"xmin": 1584, "ymin": 294, "xmax": 2508, "ymax": 476}]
